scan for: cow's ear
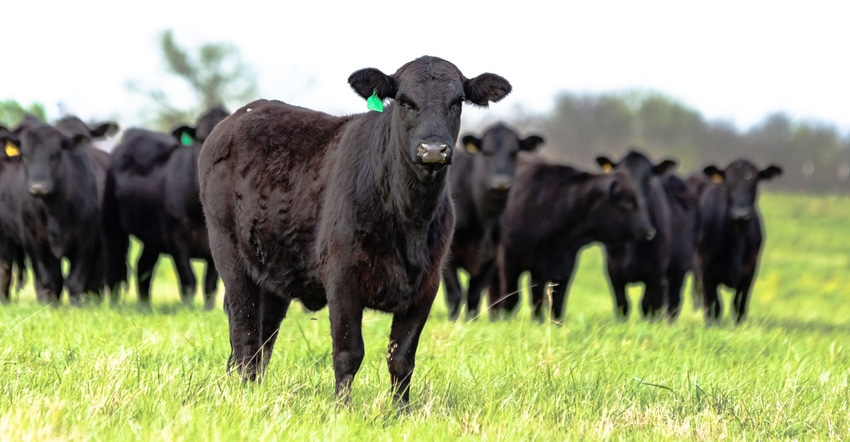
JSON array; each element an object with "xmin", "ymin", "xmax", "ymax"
[
  {"xmin": 462, "ymin": 135, "xmax": 481, "ymax": 154},
  {"xmin": 703, "ymin": 165, "xmax": 724, "ymax": 183},
  {"xmin": 348, "ymin": 68, "xmax": 396, "ymax": 100},
  {"xmin": 464, "ymin": 73, "xmax": 512, "ymax": 106},
  {"xmin": 606, "ymin": 175, "xmax": 622, "ymax": 198},
  {"xmin": 172, "ymin": 126, "xmax": 196, "ymax": 146},
  {"xmin": 65, "ymin": 134, "xmax": 90, "ymax": 151},
  {"xmin": 759, "ymin": 165, "xmax": 783, "ymax": 181},
  {"xmin": 2, "ymin": 137, "xmax": 21, "ymax": 159},
  {"xmin": 520, "ymin": 135, "xmax": 544, "ymax": 152},
  {"xmin": 652, "ymin": 159, "xmax": 678, "ymax": 175},
  {"xmin": 596, "ymin": 156, "xmax": 616, "ymax": 173},
  {"xmin": 90, "ymin": 122, "xmax": 119, "ymax": 139}
]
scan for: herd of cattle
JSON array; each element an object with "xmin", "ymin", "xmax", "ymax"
[{"xmin": 1, "ymin": 56, "xmax": 782, "ymax": 404}]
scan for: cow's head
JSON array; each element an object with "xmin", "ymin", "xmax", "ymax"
[
  {"xmin": 703, "ymin": 160, "xmax": 782, "ymax": 223},
  {"xmin": 595, "ymin": 149, "xmax": 675, "ymax": 241},
  {"xmin": 463, "ymin": 123, "xmax": 544, "ymax": 195},
  {"xmin": 54, "ymin": 115, "xmax": 119, "ymax": 140},
  {"xmin": 15, "ymin": 121, "xmax": 90, "ymax": 198},
  {"xmin": 596, "ymin": 149, "xmax": 677, "ymax": 201},
  {"xmin": 591, "ymin": 169, "xmax": 657, "ymax": 244},
  {"xmin": 171, "ymin": 106, "xmax": 230, "ymax": 147},
  {"xmin": 348, "ymin": 56, "xmax": 512, "ymax": 183}
]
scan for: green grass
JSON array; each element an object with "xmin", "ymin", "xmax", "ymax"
[{"xmin": 1, "ymin": 193, "xmax": 849, "ymax": 441}]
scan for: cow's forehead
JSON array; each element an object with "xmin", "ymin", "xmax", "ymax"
[
  {"xmin": 727, "ymin": 161, "xmax": 759, "ymax": 180},
  {"xmin": 394, "ymin": 57, "xmax": 465, "ymax": 94},
  {"xmin": 23, "ymin": 124, "xmax": 63, "ymax": 149}
]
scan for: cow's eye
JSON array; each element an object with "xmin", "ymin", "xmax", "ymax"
[{"xmin": 397, "ymin": 95, "xmax": 417, "ymax": 110}]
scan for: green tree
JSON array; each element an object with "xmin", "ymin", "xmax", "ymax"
[
  {"xmin": 129, "ymin": 30, "xmax": 257, "ymax": 131},
  {"xmin": 0, "ymin": 100, "xmax": 46, "ymax": 127}
]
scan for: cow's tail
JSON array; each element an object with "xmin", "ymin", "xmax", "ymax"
[{"xmin": 101, "ymin": 169, "xmax": 129, "ymax": 302}]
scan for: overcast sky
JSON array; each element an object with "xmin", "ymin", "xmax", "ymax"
[{"xmin": 5, "ymin": 1, "xmax": 849, "ymax": 134}]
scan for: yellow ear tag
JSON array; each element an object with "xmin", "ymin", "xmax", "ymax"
[
  {"xmin": 464, "ymin": 142, "xmax": 479, "ymax": 154},
  {"xmin": 601, "ymin": 163, "xmax": 612, "ymax": 173},
  {"xmin": 711, "ymin": 173, "xmax": 724, "ymax": 184},
  {"xmin": 5, "ymin": 141, "xmax": 20, "ymax": 157}
]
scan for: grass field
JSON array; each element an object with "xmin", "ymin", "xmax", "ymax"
[{"xmin": 1, "ymin": 192, "xmax": 848, "ymax": 441}]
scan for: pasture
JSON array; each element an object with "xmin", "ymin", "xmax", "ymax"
[{"xmin": 1, "ymin": 192, "xmax": 848, "ymax": 441}]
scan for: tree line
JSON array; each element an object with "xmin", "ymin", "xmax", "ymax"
[{"xmin": 503, "ymin": 91, "xmax": 850, "ymax": 194}]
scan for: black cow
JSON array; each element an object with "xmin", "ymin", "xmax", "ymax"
[
  {"xmin": 7, "ymin": 121, "xmax": 107, "ymax": 305},
  {"xmin": 102, "ymin": 106, "xmax": 228, "ymax": 309},
  {"xmin": 494, "ymin": 156, "xmax": 656, "ymax": 322},
  {"xmin": 660, "ymin": 171, "xmax": 699, "ymax": 320},
  {"xmin": 692, "ymin": 159, "xmax": 782, "ymax": 324},
  {"xmin": 594, "ymin": 150, "xmax": 675, "ymax": 320},
  {"xmin": 442, "ymin": 123, "xmax": 543, "ymax": 320},
  {"xmin": 0, "ymin": 125, "xmax": 28, "ymax": 303},
  {"xmin": 198, "ymin": 56, "xmax": 511, "ymax": 407}
]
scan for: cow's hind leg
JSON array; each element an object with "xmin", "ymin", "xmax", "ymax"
[
  {"xmin": 172, "ymin": 250, "xmax": 198, "ymax": 307},
  {"xmin": 225, "ymin": 276, "xmax": 287, "ymax": 382},
  {"xmin": 202, "ymin": 259, "xmax": 219, "ymax": 311}
]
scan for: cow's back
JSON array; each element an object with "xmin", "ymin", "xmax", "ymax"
[{"xmin": 200, "ymin": 99, "xmax": 352, "ymax": 300}]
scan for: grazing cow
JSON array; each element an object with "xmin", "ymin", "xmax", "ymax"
[
  {"xmin": 661, "ymin": 171, "xmax": 699, "ymax": 320},
  {"xmin": 692, "ymin": 159, "xmax": 782, "ymax": 324},
  {"xmin": 102, "ymin": 106, "xmax": 228, "ymax": 309},
  {"xmin": 0, "ymin": 125, "xmax": 28, "ymax": 303},
  {"xmin": 442, "ymin": 123, "xmax": 543, "ymax": 320},
  {"xmin": 494, "ymin": 156, "xmax": 656, "ymax": 322},
  {"xmin": 594, "ymin": 150, "xmax": 675, "ymax": 320},
  {"xmin": 199, "ymin": 56, "xmax": 511, "ymax": 407},
  {"xmin": 7, "ymin": 121, "xmax": 107, "ymax": 305}
]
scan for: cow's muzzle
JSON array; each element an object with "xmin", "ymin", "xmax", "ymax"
[{"xmin": 417, "ymin": 143, "xmax": 450, "ymax": 164}]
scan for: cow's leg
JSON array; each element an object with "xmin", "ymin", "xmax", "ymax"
[
  {"xmin": 255, "ymin": 289, "xmax": 289, "ymax": 374},
  {"xmin": 608, "ymin": 272, "xmax": 630, "ymax": 320},
  {"xmin": 665, "ymin": 268, "xmax": 686, "ymax": 323},
  {"xmin": 529, "ymin": 278, "xmax": 548, "ymax": 323},
  {"xmin": 701, "ymin": 274, "xmax": 722, "ymax": 325},
  {"xmin": 549, "ymin": 255, "xmax": 577, "ymax": 323},
  {"xmin": 499, "ymin": 263, "xmax": 522, "ymax": 319},
  {"xmin": 136, "ymin": 246, "xmax": 160, "ymax": 308},
  {"xmin": 31, "ymin": 253, "xmax": 63, "ymax": 306},
  {"xmin": 327, "ymin": 291, "xmax": 364, "ymax": 404},
  {"xmin": 466, "ymin": 261, "xmax": 495, "ymax": 320},
  {"xmin": 64, "ymin": 258, "xmax": 87, "ymax": 307},
  {"xmin": 172, "ymin": 250, "xmax": 198, "ymax": 307},
  {"xmin": 442, "ymin": 266, "xmax": 463, "ymax": 321},
  {"xmin": 733, "ymin": 273, "xmax": 755, "ymax": 325},
  {"xmin": 225, "ymin": 280, "xmax": 275, "ymax": 382},
  {"xmin": 388, "ymin": 301, "xmax": 433, "ymax": 409},
  {"xmin": 0, "ymin": 258, "xmax": 11, "ymax": 304},
  {"xmin": 640, "ymin": 275, "xmax": 667, "ymax": 321},
  {"xmin": 202, "ymin": 260, "xmax": 219, "ymax": 311}
]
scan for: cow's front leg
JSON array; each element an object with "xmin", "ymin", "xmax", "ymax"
[
  {"xmin": 387, "ymin": 300, "xmax": 433, "ymax": 410},
  {"xmin": 327, "ymin": 289, "xmax": 364, "ymax": 404}
]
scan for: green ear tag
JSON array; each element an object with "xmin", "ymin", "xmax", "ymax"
[
  {"xmin": 180, "ymin": 131, "xmax": 194, "ymax": 146},
  {"xmin": 366, "ymin": 89, "xmax": 383, "ymax": 112}
]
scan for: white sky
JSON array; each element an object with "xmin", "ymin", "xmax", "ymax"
[{"xmin": 4, "ymin": 0, "xmax": 850, "ymax": 135}]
